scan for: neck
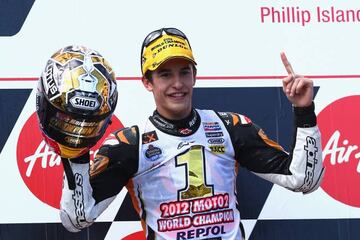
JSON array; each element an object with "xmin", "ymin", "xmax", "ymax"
[
  {"xmin": 156, "ymin": 108, "xmax": 192, "ymax": 123},
  {"xmin": 156, "ymin": 108, "xmax": 192, "ymax": 121},
  {"xmin": 150, "ymin": 108, "xmax": 200, "ymax": 136}
]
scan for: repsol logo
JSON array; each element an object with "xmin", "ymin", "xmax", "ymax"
[
  {"xmin": 209, "ymin": 145, "xmax": 225, "ymax": 154},
  {"xmin": 70, "ymin": 96, "xmax": 99, "ymax": 110}
]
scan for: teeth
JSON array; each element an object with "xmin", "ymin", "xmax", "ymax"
[{"xmin": 171, "ymin": 93, "xmax": 185, "ymax": 97}]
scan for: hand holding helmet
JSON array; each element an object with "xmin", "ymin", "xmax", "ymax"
[{"xmin": 36, "ymin": 45, "xmax": 118, "ymax": 159}]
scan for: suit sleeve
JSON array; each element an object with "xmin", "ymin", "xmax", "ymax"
[
  {"xmin": 217, "ymin": 102, "xmax": 325, "ymax": 194},
  {"xmin": 59, "ymin": 126, "xmax": 139, "ymax": 232}
]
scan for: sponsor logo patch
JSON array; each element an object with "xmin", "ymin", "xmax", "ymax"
[
  {"xmin": 72, "ymin": 173, "xmax": 86, "ymax": 227},
  {"xmin": 209, "ymin": 145, "xmax": 226, "ymax": 154},
  {"xmin": 205, "ymin": 132, "xmax": 224, "ymax": 138},
  {"xmin": 69, "ymin": 96, "xmax": 100, "ymax": 110},
  {"xmin": 179, "ymin": 128, "xmax": 192, "ymax": 135},
  {"xmin": 177, "ymin": 140, "xmax": 195, "ymax": 150},
  {"xmin": 64, "ymin": 136, "xmax": 83, "ymax": 145},
  {"xmin": 142, "ymin": 131, "xmax": 158, "ymax": 144},
  {"xmin": 145, "ymin": 144, "xmax": 162, "ymax": 161},
  {"xmin": 298, "ymin": 136, "xmax": 318, "ymax": 192},
  {"xmin": 43, "ymin": 63, "xmax": 60, "ymax": 100},
  {"xmin": 203, "ymin": 122, "xmax": 222, "ymax": 132},
  {"xmin": 207, "ymin": 138, "xmax": 225, "ymax": 144}
]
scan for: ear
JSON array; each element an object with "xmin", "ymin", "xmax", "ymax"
[{"xmin": 142, "ymin": 76, "xmax": 153, "ymax": 92}]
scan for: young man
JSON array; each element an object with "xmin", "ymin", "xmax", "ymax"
[{"xmin": 53, "ymin": 28, "xmax": 324, "ymax": 239}]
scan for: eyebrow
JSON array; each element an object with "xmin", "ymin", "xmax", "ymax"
[{"xmin": 157, "ymin": 69, "xmax": 171, "ymax": 74}]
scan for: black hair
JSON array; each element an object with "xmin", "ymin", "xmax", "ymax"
[{"xmin": 144, "ymin": 70, "xmax": 153, "ymax": 82}]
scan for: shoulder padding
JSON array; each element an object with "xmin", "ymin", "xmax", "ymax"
[
  {"xmin": 217, "ymin": 111, "xmax": 252, "ymax": 127},
  {"xmin": 113, "ymin": 125, "xmax": 139, "ymax": 145}
]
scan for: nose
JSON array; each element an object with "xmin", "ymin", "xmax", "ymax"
[{"xmin": 172, "ymin": 73, "xmax": 184, "ymax": 89}]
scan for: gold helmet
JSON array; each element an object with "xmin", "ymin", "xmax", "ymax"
[{"xmin": 36, "ymin": 45, "xmax": 118, "ymax": 158}]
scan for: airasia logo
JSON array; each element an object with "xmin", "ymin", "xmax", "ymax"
[
  {"xmin": 318, "ymin": 95, "xmax": 360, "ymax": 207},
  {"xmin": 17, "ymin": 112, "xmax": 123, "ymax": 209}
]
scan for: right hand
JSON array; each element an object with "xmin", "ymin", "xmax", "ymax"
[{"xmin": 280, "ymin": 52, "xmax": 314, "ymax": 107}]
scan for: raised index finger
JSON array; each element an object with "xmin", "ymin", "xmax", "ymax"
[{"xmin": 280, "ymin": 52, "xmax": 295, "ymax": 77}]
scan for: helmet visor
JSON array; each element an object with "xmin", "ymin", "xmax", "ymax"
[{"xmin": 39, "ymin": 99, "xmax": 111, "ymax": 148}]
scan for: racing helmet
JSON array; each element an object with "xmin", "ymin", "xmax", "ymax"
[{"xmin": 36, "ymin": 45, "xmax": 118, "ymax": 158}]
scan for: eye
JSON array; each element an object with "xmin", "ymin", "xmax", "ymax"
[
  {"xmin": 159, "ymin": 72, "xmax": 171, "ymax": 78},
  {"xmin": 180, "ymin": 69, "xmax": 191, "ymax": 76}
]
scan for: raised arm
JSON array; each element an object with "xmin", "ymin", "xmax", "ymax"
[{"xmin": 218, "ymin": 53, "xmax": 325, "ymax": 194}]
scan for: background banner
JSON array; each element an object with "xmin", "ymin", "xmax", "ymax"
[{"xmin": 1, "ymin": 0, "xmax": 360, "ymax": 239}]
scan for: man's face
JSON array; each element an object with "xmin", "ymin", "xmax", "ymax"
[{"xmin": 143, "ymin": 58, "xmax": 196, "ymax": 120}]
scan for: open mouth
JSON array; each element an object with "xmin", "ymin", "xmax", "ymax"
[{"xmin": 168, "ymin": 92, "xmax": 187, "ymax": 99}]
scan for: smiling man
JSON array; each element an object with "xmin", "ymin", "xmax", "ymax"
[
  {"xmin": 52, "ymin": 28, "xmax": 325, "ymax": 240},
  {"xmin": 143, "ymin": 58, "xmax": 195, "ymax": 120}
]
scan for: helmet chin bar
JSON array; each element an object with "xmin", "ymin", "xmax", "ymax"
[{"xmin": 41, "ymin": 131, "xmax": 90, "ymax": 159}]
